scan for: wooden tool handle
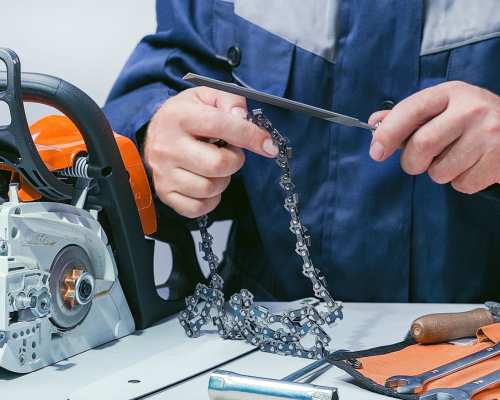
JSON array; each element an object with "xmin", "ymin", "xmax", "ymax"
[{"xmin": 411, "ymin": 308, "xmax": 494, "ymax": 344}]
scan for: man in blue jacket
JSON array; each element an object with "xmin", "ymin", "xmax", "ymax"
[{"xmin": 104, "ymin": 1, "xmax": 500, "ymax": 303}]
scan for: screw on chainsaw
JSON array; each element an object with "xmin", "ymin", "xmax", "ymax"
[{"xmin": 179, "ymin": 109, "xmax": 343, "ymax": 359}]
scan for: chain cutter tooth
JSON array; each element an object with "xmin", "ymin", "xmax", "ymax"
[{"xmin": 178, "ymin": 109, "xmax": 343, "ymax": 358}]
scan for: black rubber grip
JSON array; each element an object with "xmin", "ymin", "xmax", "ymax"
[{"xmin": 0, "ymin": 71, "xmax": 117, "ymax": 178}]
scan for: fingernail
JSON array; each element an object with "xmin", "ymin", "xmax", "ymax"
[
  {"xmin": 231, "ymin": 107, "xmax": 248, "ymax": 119},
  {"xmin": 263, "ymin": 138, "xmax": 279, "ymax": 156},
  {"xmin": 370, "ymin": 141, "xmax": 385, "ymax": 161}
]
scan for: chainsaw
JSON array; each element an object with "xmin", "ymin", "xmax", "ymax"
[{"xmin": 0, "ymin": 48, "xmax": 203, "ymax": 373}]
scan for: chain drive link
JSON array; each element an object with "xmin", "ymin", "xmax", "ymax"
[{"xmin": 178, "ymin": 109, "xmax": 343, "ymax": 359}]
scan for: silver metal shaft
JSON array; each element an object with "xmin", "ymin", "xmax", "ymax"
[
  {"xmin": 183, "ymin": 73, "xmax": 376, "ymax": 132},
  {"xmin": 283, "ymin": 358, "xmax": 329, "ymax": 382},
  {"xmin": 208, "ymin": 370, "xmax": 338, "ymax": 400}
]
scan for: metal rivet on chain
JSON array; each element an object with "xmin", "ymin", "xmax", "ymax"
[{"xmin": 178, "ymin": 109, "xmax": 343, "ymax": 359}]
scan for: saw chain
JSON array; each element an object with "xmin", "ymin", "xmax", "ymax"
[{"xmin": 178, "ymin": 109, "xmax": 343, "ymax": 359}]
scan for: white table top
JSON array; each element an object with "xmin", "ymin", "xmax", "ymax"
[
  {"xmin": 0, "ymin": 302, "xmax": 476, "ymax": 400},
  {"xmin": 0, "ymin": 313, "xmax": 256, "ymax": 400},
  {"xmin": 152, "ymin": 302, "xmax": 477, "ymax": 400}
]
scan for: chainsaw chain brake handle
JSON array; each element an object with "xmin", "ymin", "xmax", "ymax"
[
  {"xmin": 0, "ymin": 48, "xmax": 75, "ymax": 200},
  {"xmin": 0, "ymin": 48, "xmax": 190, "ymax": 329}
]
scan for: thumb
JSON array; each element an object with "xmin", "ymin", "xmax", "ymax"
[
  {"xmin": 368, "ymin": 109, "xmax": 391, "ymax": 126},
  {"xmin": 368, "ymin": 109, "xmax": 391, "ymax": 162}
]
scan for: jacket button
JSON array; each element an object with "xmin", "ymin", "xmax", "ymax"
[
  {"xmin": 379, "ymin": 100, "xmax": 395, "ymax": 110},
  {"xmin": 227, "ymin": 46, "xmax": 241, "ymax": 67}
]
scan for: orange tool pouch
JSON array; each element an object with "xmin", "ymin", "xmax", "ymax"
[{"xmin": 328, "ymin": 323, "xmax": 500, "ymax": 399}]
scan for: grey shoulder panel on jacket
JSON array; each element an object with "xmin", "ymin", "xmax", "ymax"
[
  {"xmin": 422, "ymin": 0, "xmax": 500, "ymax": 55},
  {"xmin": 232, "ymin": 0, "xmax": 500, "ymax": 62},
  {"xmin": 234, "ymin": 0, "xmax": 339, "ymax": 63}
]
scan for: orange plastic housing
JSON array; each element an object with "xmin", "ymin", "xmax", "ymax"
[{"xmin": 6, "ymin": 115, "xmax": 156, "ymax": 236}]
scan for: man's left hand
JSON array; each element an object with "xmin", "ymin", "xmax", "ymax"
[{"xmin": 369, "ymin": 81, "xmax": 500, "ymax": 194}]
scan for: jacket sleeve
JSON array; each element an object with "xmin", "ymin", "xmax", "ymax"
[
  {"xmin": 103, "ymin": 0, "xmax": 245, "ymax": 225},
  {"xmin": 103, "ymin": 0, "xmax": 232, "ymax": 144}
]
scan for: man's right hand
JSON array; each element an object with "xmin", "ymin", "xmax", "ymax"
[{"xmin": 144, "ymin": 86, "xmax": 278, "ymax": 218}]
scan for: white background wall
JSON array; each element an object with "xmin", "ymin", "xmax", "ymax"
[
  {"xmin": 0, "ymin": 1, "xmax": 230, "ymax": 291},
  {"xmin": 1, "ymin": 0, "xmax": 156, "ymax": 110}
]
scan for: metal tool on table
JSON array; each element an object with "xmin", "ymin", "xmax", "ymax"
[
  {"xmin": 385, "ymin": 342, "xmax": 500, "ymax": 394},
  {"xmin": 183, "ymin": 73, "xmax": 377, "ymax": 132},
  {"xmin": 208, "ymin": 358, "xmax": 338, "ymax": 400},
  {"xmin": 419, "ymin": 369, "xmax": 500, "ymax": 400},
  {"xmin": 411, "ymin": 302, "xmax": 500, "ymax": 344}
]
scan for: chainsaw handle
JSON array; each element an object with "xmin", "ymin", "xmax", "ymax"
[
  {"xmin": 4, "ymin": 71, "xmax": 110, "ymax": 160},
  {"xmin": 0, "ymin": 48, "xmax": 116, "ymax": 200},
  {"xmin": 0, "ymin": 48, "xmax": 187, "ymax": 329},
  {"xmin": 17, "ymin": 71, "xmax": 125, "ymax": 180},
  {"xmin": 0, "ymin": 49, "xmax": 71, "ymax": 199},
  {"xmin": 0, "ymin": 70, "xmax": 117, "ymax": 187}
]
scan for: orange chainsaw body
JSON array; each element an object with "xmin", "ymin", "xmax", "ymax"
[{"xmin": 1, "ymin": 115, "xmax": 156, "ymax": 236}]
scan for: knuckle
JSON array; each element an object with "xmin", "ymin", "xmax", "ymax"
[
  {"xmin": 156, "ymin": 187, "xmax": 174, "ymax": 207},
  {"xmin": 411, "ymin": 132, "xmax": 435, "ymax": 155},
  {"xmin": 145, "ymin": 153, "xmax": 159, "ymax": 174},
  {"xmin": 210, "ymin": 152, "xmax": 231, "ymax": 175},
  {"xmin": 157, "ymin": 101, "xmax": 178, "ymax": 122},
  {"xmin": 183, "ymin": 87, "xmax": 199, "ymax": 96},
  {"xmin": 235, "ymin": 95, "xmax": 247, "ymax": 108},
  {"xmin": 400, "ymin": 157, "xmax": 425, "ymax": 175},
  {"xmin": 199, "ymin": 178, "xmax": 216, "ymax": 197},
  {"xmin": 144, "ymin": 138, "xmax": 159, "ymax": 165},
  {"xmin": 483, "ymin": 115, "xmax": 500, "ymax": 138},
  {"xmin": 465, "ymin": 103, "xmax": 488, "ymax": 119},
  {"xmin": 143, "ymin": 140, "xmax": 156, "ymax": 160},
  {"xmin": 400, "ymin": 147, "xmax": 431, "ymax": 175},
  {"xmin": 453, "ymin": 110, "xmax": 470, "ymax": 128},
  {"xmin": 223, "ymin": 92, "xmax": 247, "ymax": 107},
  {"xmin": 444, "ymin": 80, "xmax": 465, "ymax": 91},
  {"xmin": 410, "ymin": 97, "xmax": 429, "ymax": 121},
  {"xmin": 150, "ymin": 145, "xmax": 175, "ymax": 168},
  {"xmin": 369, "ymin": 110, "xmax": 389, "ymax": 126},
  {"xmin": 179, "ymin": 207, "xmax": 199, "ymax": 219},
  {"xmin": 175, "ymin": 199, "xmax": 206, "ymax": 219},
  {"xmin": 185, "ymin": 197, "xmax": 220, "ymax": 218},
  {"xmin": 234, "ymin": 149, "xmax": 246, "ymax": 170},
  {"xmin": 224, "ymin": 150, "xmax": 245, "ymax": 174},
  {"xmin": 206, "ymin": 194, "xmax": 222, "ymax": 213},
  {"xmin": 176, "ymin": 87, "xmax": 200, "ymax": 103},
  {"xmin": 427, "ymin": 164, "xmax": 449, "ymax": 184},
  {"xmin": 188, "ymin": 200, "xmax": 208, "ymax": 218},
  {"xmin": 451, "ymin": 178, "xmax": 475, "ymax": 195}
]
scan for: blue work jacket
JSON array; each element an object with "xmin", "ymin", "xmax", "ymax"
[{"xmin": 104, "ymin": 1, "xmax": 500, "ymax": 303}]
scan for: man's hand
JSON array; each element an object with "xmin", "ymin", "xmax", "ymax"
[
  {"xmin": 369, "ymin": 81, "xmax": 500, "ymax": 194},
  {"xmin": 144, "ymin": 87, "xmax": 278, "ymax": 218}
]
